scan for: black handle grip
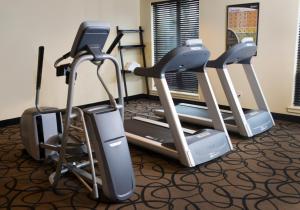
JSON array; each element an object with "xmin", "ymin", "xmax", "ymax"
[
  {"xmin": 36, "ymin": 46, "xmax": 44, "ymax": 90},
  {"xmin": 106, "ymin": 32, "xmax": 124, "ymax": 54}
]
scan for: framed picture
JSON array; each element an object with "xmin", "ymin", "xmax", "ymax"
[{"xmin": 226, "ymin": 3, "xmax": 259, "ymax": 50}]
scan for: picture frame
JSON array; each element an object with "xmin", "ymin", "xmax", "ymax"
[{"xmin": 226, "ymin": 3, "xmax": 260, "ymax": 51}]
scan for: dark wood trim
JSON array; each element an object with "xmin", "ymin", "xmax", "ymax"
[
  {"xmin": 78, "ymin": 94, "xmax": 147, "ymax": 109},
  {"xmin": 1, "ymin": 93, "xmax": 300, "ymax": 127},
  {"xmin": 146, "ymin": 95, "xmax": 300, "ymax": 123},
  {"xmin": 0, "ymin": 94, "xmax": 147, "ymax": 128},
  {"xmin": 0, "ymin": 117, "xmax": 20, "ymax": 128},
  {"xmin": 271, "ymin": 112, "xmax": 300, "ymax": 123}
]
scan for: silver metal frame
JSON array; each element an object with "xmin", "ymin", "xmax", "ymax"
[
  {"xmin": 198, "ymin": 71, "xmax": 230, "ymax": 137},
  {"xmin": 126, "ymin": 72, "xmax": 232, "ymax": 167},
  {"xmin": 154, "ymin": 77, "xmax": 195, "ymax": 166},
  {"xmin": 155, "ymin": 63, "xmax": 275, "ymax": 137},
  {"xmin": 217, "ymin": 63, "xmax": 275, "ymax": 136},
  {"xmin": 216, "ymin": 66, "xmax": 252, "ymax": 136},
  {"xmin": 243, "ymin": 64, "xmax": 273, "ymax": 117},
  {"xmin": 51, "ymin": 53, "xmax": 123, "ymax": 199}
]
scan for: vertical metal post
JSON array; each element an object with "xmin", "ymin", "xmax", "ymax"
[
  {"xmin": 154, "ymin": 77, "xmax": 195, "ymax": 167},
  {"xmin": 73, "ymin": 107, "xmax": 98, "ymax": 199},
  {"xmin": 216, "ymin": 67, "xmax": 252, "ymax": 137},
  {"xmin": 243, "ymin": 64, "xmax": 272, "ymax": 113},
  {"xmin": 197, "ymin": 71, "xmax": 233, "ymax": 149},
  {"xmin": 101, "ymin": 54, "xmax": 124, "ymax": 119},
  {"xmin": 53, "ymin": 55, "xmax": 93, "ymax": 187}
]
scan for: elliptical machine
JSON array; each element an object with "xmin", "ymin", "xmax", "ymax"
[{"xmin": 21, "ymin": 21, "xmax": 135, "ymax": 201}]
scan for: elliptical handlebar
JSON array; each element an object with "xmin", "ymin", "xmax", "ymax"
[
  {"xmin": 52, "ymin": 28, "xmax": 125, "ymax": 118},
  {"xmin": 36, "ymin": 46, "xmax": 44, "ymax": 91},
  {"xmin": 65, "ymin": 52, "xmax": 124, "ymax": 118},
  {"xmin": 54, "ymin": 31, "xmax": 124, "ymax": 70},
  {"xmin": 106, "ymin": 32, "xmax": 124, "ymax": 54},
  {"xmin": 35, "ymin": 46, "xmax": 44, "ymax": 113},
  {"xmin": 99, "ymin": 54, "xmax": 124, "ymax": 116}
]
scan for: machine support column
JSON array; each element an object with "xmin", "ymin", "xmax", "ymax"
[
  {"xmin": 154, "ymin": 77, "xmax": 195, "ymax": 167},
  {"xmin": 216, "ymin": 67, "xmax": 252, "ymax": 137},
  {"xmin": 53, "ymin": 55, "xmax": 93, "ymax": 187},
  {"xmin": 243, "ymin": 64, "xmax": 273, "ymax": 115},
  {"xmin": 197, "ymin": 71, "xmax": 233, "ymax": 149}
]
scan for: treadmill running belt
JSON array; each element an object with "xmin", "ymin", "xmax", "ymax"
[
  {"xmin": 125, "ymin": 119, "xmax": 191, "ymax": 148},
  {"xmin": 176, "ymin": 104, "xmax": 233, "ymax": 119}
]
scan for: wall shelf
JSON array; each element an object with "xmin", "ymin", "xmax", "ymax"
[{"xmin": 117, "ymin": 26, "xmax": 149, "ymax": 102}]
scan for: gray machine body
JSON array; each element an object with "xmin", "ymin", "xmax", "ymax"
[
  {"xmin": 244, "ymin": 110, "xmax": 274, "ymax": 136},
  {"xmin": 156, "ymin": 103, "xmax": 274, "ymax": 137},
  {"xmin": 84, "ymin": 105, "xmax": 135, "ymax": 201},
  {"xmin": 21, "ymin": 107, "xmax": 62, "ymax": 160},
  {"xmin": 186, "ymin": 129, "xmax": 230, "ymax": 163},
  {"xmin": 155, "ymin": 39, "xmax": 275, "ymax": 137},
  {"xmin": 53, "ymin": 22, "xmax": 134, "ymax": 201},
  {"xmin": 125, "ymin": 118, "xmax": 230, "ymax": 164},
  {"xmin": 21, "ymin": 21, "xmax": 135, "ymax": 201},
  {"xmin": 70, "ymin": 22, "xmax": 110, "ymax": 58},
  {"xmin": 126, "ymin": 39, "xmax": 233, "ymax": 167}
]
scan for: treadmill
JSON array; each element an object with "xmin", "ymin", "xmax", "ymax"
[
  {"xmin": 155, "ymin": 38, "xmax": 275, "ymax": 137},
  {"xmin": 125, "ymin": 39, "xmax": 233, "ymax": 167}
]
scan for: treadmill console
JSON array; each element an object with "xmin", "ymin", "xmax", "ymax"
[{"xmin": 70, "ymin": 21, "xmax": 110, "ymax": 57}]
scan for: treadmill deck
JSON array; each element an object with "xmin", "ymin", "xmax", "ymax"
[{"xmin": 124, "ymin": 118, "xmax": 193, "ymax": 149}]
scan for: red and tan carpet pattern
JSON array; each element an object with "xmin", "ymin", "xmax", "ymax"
[{"xmin": 1, "ymin": 99, "xmax": 300, "ymax": 210}]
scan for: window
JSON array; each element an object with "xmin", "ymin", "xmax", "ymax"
[
  {"xmin": 295, "ymin": 72, "xmax": 300, "ymax": 106},
  {"xmin": 294, "ymin": 25, "xmax": 300, "ymax": 105},
  {"xmin": 152, "ymin": 0, "xmax": 199, "ymax": 93}
]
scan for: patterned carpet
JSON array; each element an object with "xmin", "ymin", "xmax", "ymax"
[{"xmin": 1, "ymin": 99, "xmax": 300, "ymax": 210}]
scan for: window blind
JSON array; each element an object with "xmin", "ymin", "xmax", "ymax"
[
  {"xmin": 294, "ymin": 26, "xmax": 300, "ymax": 106},
  {"xmin": 294, "ymin": 25, "xmax": 300, "ymax": 106},
  {"xmin": 152, "ymin": 0, "xmax": 199, "ymax": 93}
]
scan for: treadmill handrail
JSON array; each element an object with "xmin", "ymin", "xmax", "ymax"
[
  {"xmin": 207, "ymin": 41, "xmax": 257, "ymax": 69},
  {"xmin": 134, "ymin": 43, "xmax": 210, "ymax": 78}
]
